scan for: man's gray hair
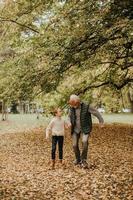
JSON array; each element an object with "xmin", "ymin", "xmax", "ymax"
[{"xmin": 69, "ymin": 94, "xmax": 80, "ymax": 101}]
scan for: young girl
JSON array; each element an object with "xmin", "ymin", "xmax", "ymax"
[{"xmin": 46, "ymin": 107, "xmax": 70, "ymax": 169}]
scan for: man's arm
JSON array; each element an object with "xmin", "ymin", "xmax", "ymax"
[{"xmin": 89, "ymin": 105, "xmax": 104, "ymax": 124}]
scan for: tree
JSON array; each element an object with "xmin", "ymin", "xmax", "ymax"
[{"xmin": 0, "ymin": 0, "xmax": 132, "ymax": 112}]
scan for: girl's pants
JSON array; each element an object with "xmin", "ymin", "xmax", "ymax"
[{"xmin": 52, "ymin": 136, "xmax": 64, "ymax": 160}]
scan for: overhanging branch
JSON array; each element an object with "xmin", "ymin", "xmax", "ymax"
[
  {"xmin": 77, "ymin": 78, "xmax": 133, "ymax": 95},
  {"xmin": 0, "ymin": 17, "xmax": 39, "ymax": 34}
]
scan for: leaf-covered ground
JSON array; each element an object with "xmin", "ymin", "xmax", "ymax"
[{"xmin": 0, "ymin": 124, "xmax": 132, "ymax": 200}]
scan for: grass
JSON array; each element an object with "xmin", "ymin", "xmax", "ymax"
[
  {"xmin": 93, "ymin": 113, "xmax": 133, "ymax": 124},
  {"xmin": 0, "ymin": 113, "xmax": 132, "ymax": 134}
]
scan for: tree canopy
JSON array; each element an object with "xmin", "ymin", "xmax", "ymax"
[{"xmin": 0, "ymin": 0, "xmax": 133, "ymax": 110}]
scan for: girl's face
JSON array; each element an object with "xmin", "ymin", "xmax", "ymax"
[{"xmin": 56, "ymin": 108, "xmax": 62, "ymax": 117}]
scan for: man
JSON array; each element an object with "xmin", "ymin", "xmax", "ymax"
[{"xmin": 68, "ymin": 94, "xmax": 104, "ymax": 168}]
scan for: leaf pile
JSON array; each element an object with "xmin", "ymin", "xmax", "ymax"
[{"xmin": 0, "ymin": 124, "xmax": 132, "ymax": 200}]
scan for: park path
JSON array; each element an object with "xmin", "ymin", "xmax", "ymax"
[{"xmin": 0, "ymin": 124, "xmax": 132, "ymax": 200}]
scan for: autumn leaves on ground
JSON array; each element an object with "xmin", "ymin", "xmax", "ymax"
[{"xmin": 0, "ymin": 124, "xmax": 132, "ymax": 200}]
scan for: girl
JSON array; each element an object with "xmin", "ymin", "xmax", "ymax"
[{"xmin": 46, "ymin": 108, "xmax": 70, "ymax": 169}]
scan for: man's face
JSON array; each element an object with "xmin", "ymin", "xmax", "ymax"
[{"xmin": 69, "ymin": 100, "xmax": 80, "ymax": 108}]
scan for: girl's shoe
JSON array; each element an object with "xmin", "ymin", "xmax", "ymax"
[
  {"xmin": 59, "ymin": 159, "xmax": 62, "ymax": 164},
  {"xmin": 59, "ymin": 160, "xmax": 67, "ymax": 169}
]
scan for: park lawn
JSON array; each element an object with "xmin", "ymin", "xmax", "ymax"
[
  {"xmin": 0, "ymin": 124, "xmax": 132, "ymax": 200},
  {"xmin": 100, "ymin": 113, "xmax": 133, "ymax": 124},
  {"xmin": 91, "ymin": 113, "xmax": 133, "ymax": 124},
  {"xmin": 0, "ymin": 114, "xmax": 48, "ymax": 134},
  {"xmin": 0, "ymin": 113, "xmax": 132, "ymax": 135}
]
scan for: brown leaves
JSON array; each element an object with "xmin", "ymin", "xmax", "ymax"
[{"xmin": 0, "ymin": 124, "xmax": 132, "ymax": 199}]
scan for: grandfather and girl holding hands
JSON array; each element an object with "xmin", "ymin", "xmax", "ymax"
[{"xmin": 46, "ymin": 94, "xmax": 104, "ymax": 169}]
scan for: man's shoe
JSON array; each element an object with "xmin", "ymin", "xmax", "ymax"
[
  {"xmin": 81, "ymin": 160, "xmax": 88, "ymax": 169},
  {"xmin": 73, "ymin": 160, "xmax": 81, "ymax": 165}
]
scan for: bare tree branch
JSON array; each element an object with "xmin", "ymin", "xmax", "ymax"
[
  {"xmin": 77, "ymin": 78, "xmax": 133, "ymax": 95},
  {"xmin": 0, "ymin": 17, "xmax": 39, "ymax": 34}
]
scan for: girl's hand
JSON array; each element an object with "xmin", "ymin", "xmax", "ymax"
[
  {"xmin": 68, "ymin": 123, "xmax": 72, "ymax": 128},
  {"xmin": 46, "ymin": 135, "xmax": 49, "ymax": 140},
  {"xmin": 100, "ymin": 123, "xmax": 104, "ymax": 128},
  {"xmin": 66, "ymin": 122, "xmax": 71, "ymax": 129},
  {"xmin": 65, "ymin": 121, "xmax": 71, "ymax": 129}
]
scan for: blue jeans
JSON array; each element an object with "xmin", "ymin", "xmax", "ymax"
[{"xmin": 72, "ymin": 132, "xmax": 89, "ymax": 162}]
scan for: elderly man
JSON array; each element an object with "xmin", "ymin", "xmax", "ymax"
[{"xmin": 68, "ymin": 94, "xmax": 104, "ymax": 168}]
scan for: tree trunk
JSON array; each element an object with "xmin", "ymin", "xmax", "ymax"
[
  {"xmin": 2, "ymin": 100, "xmax": 7, "ymax": 121},
  {"xmin": 127, "ymin": 91, "xmax": 133, "ymax": 113}
]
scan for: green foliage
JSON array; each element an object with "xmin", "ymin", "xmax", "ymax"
[{"xmin": 0, "ymin": 0, "xmax": 132, "ymax": 111}]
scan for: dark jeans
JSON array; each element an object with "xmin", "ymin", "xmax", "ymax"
[
  {"xmin": 72, "ymin": 132, "xmax": 89, "ymax": 162},
  {"xmin": 52, "ymin": 136, "xmax": 64, "ymax": 160}
]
